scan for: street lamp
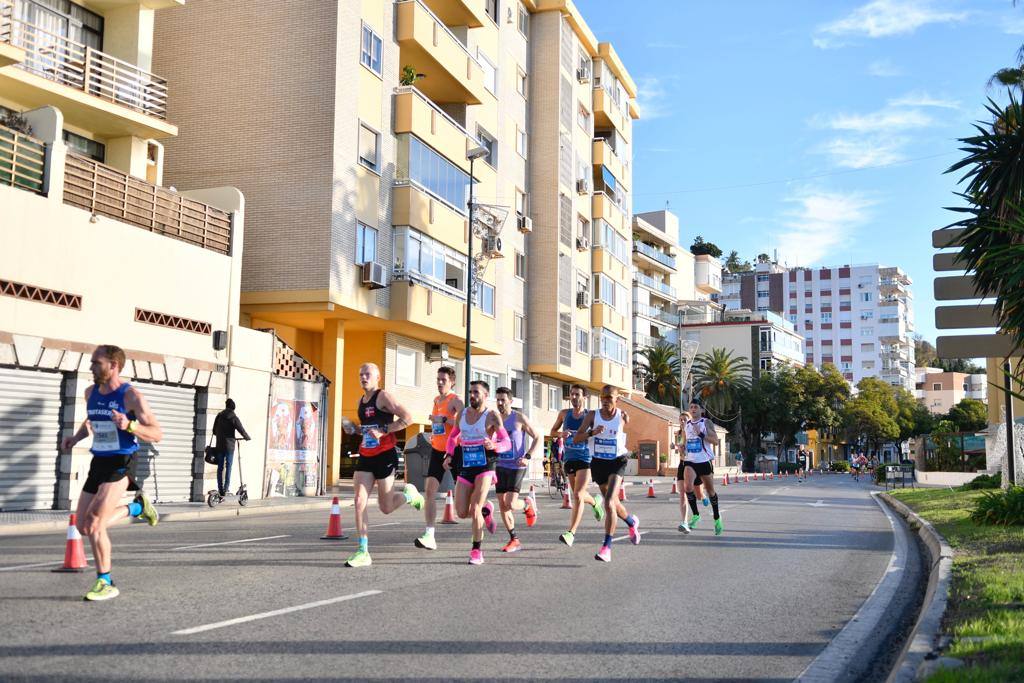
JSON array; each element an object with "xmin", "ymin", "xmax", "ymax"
[{"xmin": 464, "ymin": 145, "xmax": 489, "ymax": 401}]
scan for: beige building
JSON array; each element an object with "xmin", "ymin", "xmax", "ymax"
[
  {"xmin": 914, "ymin": 367, "xmax": 986, "ymax": 415},
  {"xmin": 680, "ymin": 309, "xmax": 805, "ymax": 379}
]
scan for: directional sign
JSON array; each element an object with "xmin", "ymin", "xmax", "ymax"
[
  {"xmin": 935, "ymin": 304, "xmax": 999, "ymax": 329},
  {"xmin": 934, "ymin": 275, "xmax": 993, "ymax": 301},
  {"xmin": 937, "ymin": 334, "xmax": 1016, "ymax": 359}
]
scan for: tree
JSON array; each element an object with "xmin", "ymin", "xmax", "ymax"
[
  {"xmin": 936, "ymin": 357, "xmax": 985, "ymax": 374},
  {"xmin": 691, "ymin": 348, "xmax": 750, "ymax": 415},
  {"xmin": 929, "ymin": 419, "xmax": 964, "ymax": 471},
  {"xmin": 690, "ymin": 235, "xmax": 723, "ymax": 259},
  {"xmin": 946, "ymin": 398, "xmax": 988, "ymax": 432},
  {"xmin": 842, "ymin": 378, "xmax": 900, "ymax": 453},
  {"xmin": 914, "ymin": 335, "xmax": 938, "ymax": 368},
  {"xmin": 724, "ymin": 250, "xmax": 752, "ymax": 273},
  {"xmin": 635, "ymin": 342, "xmax": 680, "ymax": 408},
  {"xmin": 795, "ymin": 364, "xmax": 850, "ymax": 437}
]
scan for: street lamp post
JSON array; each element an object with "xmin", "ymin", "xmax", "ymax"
[{"xmin": 464, "ymin": 146, "xmax": 489, "ymax": 401}]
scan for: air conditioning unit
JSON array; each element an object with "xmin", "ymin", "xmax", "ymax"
[
  {"xmin": 576, "ymin": 64, "xmax": 591, "ymax": 83},
  {"xmin": 576, "ymin": 178, "xmax": 590, "ymax": 195},
  {"xmin": 482, "ymin": 235, "xmax": 503, "ymax": 258},
  {"xmin": 361, "ymin": 262, "xmax": 387, "ymax": 290},
  {"xmin": 576, "ymin": 235, "xmax": 590, "ymax": 251},
  {"xmin": 576, "ymin": 290, "xmax": 590, "ymax": 308},
  {"xmin": 426, "ymin": 343, "xmax": 449, "ymax": 362},
  {"xmin": 517, "ymin": 214, "xmax": 533, "ymax": 234}
]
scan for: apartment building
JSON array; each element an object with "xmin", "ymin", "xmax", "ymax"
[
  {"xmin": 0, "ymin": 0, "xmax": 252, "ymax": 510},
  {"xmin": 719, "ymin": 262, "xmax": 916, "ymax": 390},
  {"xmin": 915, "ymin": 367, "xmax": 987, "ymax": 414},
  {"xmin": 152, "ymin": 0, "xmax": 639, "ymax": 483},
  {"xmin": 679, "ymin": 309, "xmax": 804, "ymax": 380}
]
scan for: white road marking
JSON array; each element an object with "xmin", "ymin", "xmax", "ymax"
[
  {"xmin": 806, "ymin": 500, "xmax": 829, "ymax": 507},
  {"xmin": 0, "ymin": 557, "xmax": 94, "ymax": 572},
  {"xmin": 171, "ymin": 590, "xmax": 383, "ymax": 635},
  {"xmin": 172, "ymin": 535, "xmax": 290, "ymax": 550}
]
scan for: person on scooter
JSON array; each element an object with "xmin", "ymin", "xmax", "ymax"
[{"xmin": 213, "ymin": 398, "xmax": 251, "ymax": 496}]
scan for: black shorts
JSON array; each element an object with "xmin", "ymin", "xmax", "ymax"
[
  {"xmin": 427, "ymin": 447, "xmax": 461, "ymax": 482},
  {"xmin": 457, "ymin": 454, "xmax": 498, "ymax": 487},
  {"xmin": 591, "ymin": 456, "xmax": 628, "ymax": 487},
  {"xmin": 83, "ymin": 454, "xmax": 140, "ymax": 495},
  {"xmin": 495, "ymin": 466, "xmax": 527, "ymax": 494},
  {"xmin": 678, "ymin": 460, "xmax": 714, "ymax": 480},
  {"xmin": 355, "ymin": 449, "xmax": 399, "ymax": 480},
  {"xmin": 564, "ymin": 459, "xmax": 591, "ymax": 475}
]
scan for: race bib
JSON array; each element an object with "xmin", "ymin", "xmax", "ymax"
[
  {"xmin": 564, "ymin": 443, "xmax": 590, "ymax": 462},
  {"xmin": 361, "ymin": 426, "xmax": 380, "ymax": 449},
  {"xmin": 462, "ymin": 443, "xmax": 486, "ymax": 468},
  {"xmin": 686, "ymin": 438, "xmax": 703, "ymax": 454},
  {"xmin": 593, "ymin": 438, "xmax": 617, "ymax": 459},
  {"xmin": 91, "ymin": 421, "xmax": 120, "ymax": 452},
  {"xmin": 430, "ymin": 415, "xmax": 446, "ymax": 436}
]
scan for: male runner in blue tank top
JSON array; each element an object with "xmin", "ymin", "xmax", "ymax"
[
  {"xmin": 549, "ymin": 384, "xmax": 604, "ymax": 547},
  {"xmin": 494, "ymin": 387, "xmax": 541, "ymax": 553},
  {"xmin": 60, "ymin": 345, "xmax": 162, "ymax": 601}
]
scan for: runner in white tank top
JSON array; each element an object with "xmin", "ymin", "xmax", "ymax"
[{"xmin": 677, "ymin": 400, "xmax": 723, "ymax": 536}]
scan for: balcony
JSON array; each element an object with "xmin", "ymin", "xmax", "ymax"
[
  {"xmin": 694, "ymin": 254, "xmax": 722, "ymax": 294},
  {"xmin": 395, "ymin": 0, "xmax": 489, "ymax": 105},
  {"xmin": 593, "ymin": 138, "xmax": 625, "ymax": 189},
  {"xmin": 592, "ymin": 302, "xmax": 629, "ymax": 337},
  {"xmin": 634, "ymin": 271, "xmax": 676, "ymax": 299},
  {"xmin": 389, "ymin": 276, "xmax": 499, "ymax": 355},
  {"xmin": 392, "ymin": 87, "xmax": 492, "ymax": 182},
  {"xmin": 593, "ymin": 85, "xmax": 629, "ymax": 141},
  {"xmin": 421, "ymin": 0, "xmax": 487, "ymax": 28},
  {"xmin": 0, "ymin": 1, "xmax": 175, "ymax": 139},
  {"xmin": 63, "ymin": 153, "xmax": 232, "ymax": 255},
  {"xmin": 591, "ymin": 357, "xmax": 630, "ymax": 391},
  {"xmin": 0, "ymin": 123, "xmax": 44, "ymax": 194},
  {"xmin": 593, "ymin": 191, "xmax": 625, "ymax": 232},
  {"xmin": 633, "ymin": 240, "xmax": 676, "ymax": 271},
  {"xmin": 633, "ymin": 301, "xmax": 680, "ymax": 326},
  {"xmin": 391, "ymin": 182, "xmax": 467, "ymax": 253}
]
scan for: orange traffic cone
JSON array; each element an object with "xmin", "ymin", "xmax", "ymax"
[
  {"xmin": 561, "ymin": 488, "xmax": 572, "ymax": 509},
  {"xmin": 722, "ymin": 474, "xmax": 728, "ymax": 487},
  {"xmin": 647, "ymin": 480, "xmax": 656, "ymax": 498},
  {"xmin": 52, "ymin": 514, "xmax": 88, "ymax": 573},
  {"xmin": 671, "ymin": 480, "xmax": 678, "ymax": 495},
  {"xmin": 525, "ymin": 490, "xmax": 538, "ymax": 527},
  {"xmin": 761, "ymin": 472, "xmax": 766, "ymax": 481},
  {"xmin": 321, "ymin": 497, "xmax": 348, "ymax": 540},
  {"xmin": 619, "ymin": 485, "xmax": 628, "ymax": 502},
  {"xmin": 441, "ymin": 489, "xmax": 458, "ymax": 524},
  {"xmin": 745, "ymin": 474, "xmax": 750, "ymax": 483}
]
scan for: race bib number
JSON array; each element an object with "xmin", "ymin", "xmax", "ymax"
[
  {"xmin": 361, "ymin": 426, "xmax": 380, "ymax": 449},
  {"xmin": 430, "ymin": 415, "xmax": 446, "ymax": 436},
  {"xmin": 462, "ymin": 443, "xmax": 486, "ymax": 468},
  {"xmin": 686, "ymin": 438, "xmax": 703, "ymax": 454},
  {"xmin": 91, "ymin": 421, "xmax": 120, "ymax": 452},
  {"xmin": 564, "ymin": 444, "xmax": 590, "ymax": 462},
  {"xmin": 593, "ymin": 438, "xmax": 617, "ymax": 459}
]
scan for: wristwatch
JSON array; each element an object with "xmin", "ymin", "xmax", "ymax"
[{"xmin": 126, "ymin": 420, "xmax": 138, "ymax": 434}]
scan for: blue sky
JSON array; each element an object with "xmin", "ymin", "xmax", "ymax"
[{"xmin": 576, "ymin": 0, "xmax": 1023, "ymax": 345}]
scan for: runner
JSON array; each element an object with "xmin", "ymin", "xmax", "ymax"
[
  {"xmin": 493, "ymin": 387, "xmax": 541, "ymax": 552},
  {"xmin": 343, "ymin": 363, "xmax": 425, "ymax": 568},
  {"xmin": 549, "ymin": 384, "xmax": 603, "ymax": 547},
  {"xmin": 444, "ymin": 380, "xmax": 511, "ymax": 565},
  {"xmin": 415, "ymin": 366, "xmax": 464, "ymax": 550},
  {"xmin": 60, "ymin": 345, "xmax": 162, "ymax": 601},
  {"xmin": 571, "ymin": 385, "xmax": 639, "ymax": 562},
  {"xmin": 678, "ymin": 400, "xmax": 723, "ymax": 536},
  {"xmin": 675, "ymin": 410, "xmax": 709, "ymax": 534}
]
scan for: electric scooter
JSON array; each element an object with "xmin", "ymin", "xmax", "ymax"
[{"xmin": 207, "ymin": 442, "xmax": 249, "ymax": 507}]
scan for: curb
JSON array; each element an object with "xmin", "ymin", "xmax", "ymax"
[{"xmin": 877, "ymin": 492, "xmax": 956, "ymax": 682}]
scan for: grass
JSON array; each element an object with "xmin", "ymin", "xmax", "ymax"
[{"xmin": 890, "ymin": 488, "xmax": 1024, "ymax": 682}]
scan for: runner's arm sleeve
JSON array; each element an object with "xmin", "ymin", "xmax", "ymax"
[
  {"xmin": 490, "ymin": 425, "xmax": 512, "ymax": 453},
  {"xmin": 445, "ymin": 424, "xmax": 461, "ymax": 456}
]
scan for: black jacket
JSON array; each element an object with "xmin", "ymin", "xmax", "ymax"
[{"xmin": 213, "ymin": 409, "xmax": 251, "ymax": 452}]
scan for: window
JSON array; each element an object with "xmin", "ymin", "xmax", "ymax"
[
  {"xmin": 594, "ymin": 274, "xmax": 628, "ymax": 308},
  {"xmin": 485, "ymin": 0, "xmax": 499, "ymax": 23},
  {"xmin": 478, "ymin": 49, "xmax": 497, "ymax": 94},
  {"xmin": 592, "ymin": 219, "xmax": 630, "ymax": 264},
  {"xmin": 577, "ymin": 102, "xmax": 591, "ymax": 131},
  {"xmin": 861, "ymin": 343, "xmax": 875, "ymax": 352},
  {"xmin": 841, "ymin": 362, "xmax": 852, "ymax": 372},
  {"xmin": 397, "ymin": 135, "xmax": 472, "ymax": 213},
  {"xmin": 17, "ymin": 0, "xmax": 103, "ymax": 50},
  {"xmin": 577, "ymin": 328, "xmax": 590, "ymax": 353},
  {"xmin": 821, "ymin": 312, "xmax": 832, "ymax": 323},
  {"xmin": 518, "ymin": 3, "xmax": 529, "ymax": 36},
  {"xmin": 510, "ymin": 370, "xmax": 525, "ymax": 400},
  {"xmin": 861, "ymin": 292, "xmax": 872, "ymax": 302},
  {"xmin": 477, "ymin": 282, "xmax": 495, "ymax": 316},
  {"xmin": 396, "ymin": 346, "xmax": 418, "ymax": 387},
  {"xmin": 758, "ymin": 291, "xmax": 770, "ymax": 298},
  {"xmin": 477, "ymin": 127, "xmax": 497, "ymax": 168},
  {"xmin": 358, "ymin": 123, "xmax": 380, "ymax": 172},
  {"xmin": 788, "ymin": 314, "xmax": 797, "ymax": 323},
  {"xmin": 861, "ymin": 327, "xmax": 874, "ymax": 337},
  {"xmin": 549, "ymin": 386, "xmax": 560, "ymax": 411},
  {"xmin": 862, "ymin": 311, "xmax": 874, "ymax": 320},
  {"xmin": 355, "ymin": 223, "xmax": 377, "ymax": 265},
  {"xmin": 577, "ymin": 215, "xmax": 590, "ymax": 240},
  {"xmin": 756, "ymin": 274, "xmax": 770, "ymax": 282},
  {"xmin": 473, "ymin": 369, "xmax": 501, "ymax": 391},
  {"xmin": 595, "ymin": 328, "xmax": 628, "ymax": 366},
  {"xmin": 63, "ymin": 131, "xmax": 104, "ymax": 162},
  {"xmin": 759, "ymin": 358, "xmax": 772, "ymax": 371},
  {"xmin": 862, "ymin": 360, "xmax": 875, "ymax": 369},
  {"xmin": 514, "ymin": 250, "xmax": 526, "ymax": 279},
  {"xmin": 532, "ymin": 380, "xmax": 542, "ymax": 408},
  {"xmin": 756, "ymin": 306, "xmax": 769, "ymax": 312},
  {"xmin": 515, "ymin": 188, "xmax": 528, "ymax": 217},
  {"xmin": 516, "ymin": 127, "xmax": 528, "ymax": 159},
  {"xmin": 360, "ymin": 23, "xmax": 383, "ymax": 76},
  {"xmin": 393, "ymin": 226, "xmax": 466, "ymax": 296},
  {"xmin": 514, "ymin": 313, "xmax": 526, "ymax": 342},
  {"xmin": 516, "ymin": 68, "xmax": 528, "ymax": 97}
]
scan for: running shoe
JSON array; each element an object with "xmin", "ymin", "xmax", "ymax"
[
  {"xmin": 524, "ymin": 500, "xmax": 537, "ymax": 527},
  {"xmin": 559, "ymin": 531, "xmax": 575, "ymax": 547},
  {"xmin": 628, "ymin": 515, "xmax": 641, "ymax": 545},
  {"xmin": 594, "ymin": 545, "xmax": 611, "ymax": 562},
  {"xmin": 482, "ymin": 501, "xmax": 496, "ymax": 534},
  {"xmin": 468, "ymin": 548, "xmax": 484, "ymax": 565},
  {"xmin": 414, "ymin": 531, "xmax": 437, "ymax": 550},
  {"xmin": 678, "ymin": 521, "xmax": 691, "ymax": 534},
  {"xmin": 689, "ymin": 513, "xmax": 701, "ymax": 529},
  {"xmin": 501, "ymin": 538, "xmax": 522, "ymax": 553},
  {"xmin": 403, "ymin": 483, "xmax": 425, "ymax": 511},
  {"xmin": 84, "ymin": 579, "xmax": 119, "ymax": 601},
  {"xmin": 714, "ymin": 518, "xmax": 724, "ymax": 536},
  {"xmin": 702, "ymin": 496, "xmax": 710, "ymax": 507},
  {"xmin": 592, "ymin": 493, "xmax": 605, "ymax": 521},
  {"xmin": 135, "ymin": 492, "xmax": 158, "ymax": 527},
  {"xmin": 344, "ymin": 550, "xmax": 372, "ymax": 568}
]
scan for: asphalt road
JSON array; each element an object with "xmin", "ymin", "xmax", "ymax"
[{"xmin": 0, "ymin": 474, "xmax": 898, "ymax": 682}]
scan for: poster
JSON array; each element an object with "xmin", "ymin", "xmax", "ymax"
[{"xmin": 265, "ymin": 397, "xmax": 320, "ymax": 497}]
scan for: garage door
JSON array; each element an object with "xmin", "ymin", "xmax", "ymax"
[
  {"xmin": 0, "ymin": 367, "xmax": 63, "ymax": 511},
  {"xmin": 131, "ymin": 382, "xmax": 197, "ymax": 503}
]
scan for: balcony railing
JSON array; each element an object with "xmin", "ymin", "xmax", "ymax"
[
  {"xmin": 63, "ymin": 153, "xmax": 231, "ymax": 255},
  {"xmin": 395, "ymin": 0, "xmax": 481, "ymax": 68},
  {"xmin": 0, "ymin": 123, "xmax": 44, "ymax": 194},
  {"xmin": 634, "ymin": 271, "xmax": 676, "ymax": 299},
  {"xmin": 633, "ymin": 301, "xmax": 680, "ymax": 325},
  {"xmin": 0, "ymin": 0, "xmax": 168, "ymax": 119},
  {"xmin": 633, "ymin": 241, "xmax": 676, "ymax": 269},
  {"xmin": 634, "ymin": 332, "xmax": 665, "ymax": 349}
]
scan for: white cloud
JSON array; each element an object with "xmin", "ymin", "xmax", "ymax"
[
  {"xmin": 811, "ymin": 99, "xmax": 945, "ymax": 168},
  {"xmin": 819, "ymin": 136, "xmax": 907, "ymax": 168},
  {"xmin": 826, "ymin": 109, "xmax": 933, "ymax": 132},
  {"xmin": 814, "ymin": 0, "xmax": 968, "ymax": 48},
  {"xmin": 775, "ymin": 189, "xmax": 876, "ymax": 265},
  {"xmin": 868, "ymin": 59, "xmax": 903, "ymax": 77},
  {"xmin": 888, "ymin": 90, "xmax": 960, "ymax": 109},
  {"xmin": 636, "ymin": 75, "xmax": 670, "ymax": 120}
]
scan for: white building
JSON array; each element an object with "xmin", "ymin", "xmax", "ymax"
[
  {"xmin": 680, "ymin": 309, "xmax": 804, "ymax": 379},
  {"xmin": 915, "ymin": 367, "xmax": 987, "ymax": 414}
]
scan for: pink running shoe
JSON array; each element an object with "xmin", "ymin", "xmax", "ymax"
[
  {"xmin": 594, "ymin": 545, "xmax": 611, "ymax": 562},
  {"xmin": 469, "ymin": 548, "xmax": 484, "ymax": 565},
  {"xmin": 628, "ymin": 515, "xmax": 641, "ymax": 545},
  {"xmin": 482, "ymin": 502, "xmax": 496, "ymax": 534}
]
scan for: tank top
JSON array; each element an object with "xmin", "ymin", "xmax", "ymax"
[
  {"xmin": 562, "ymin": 409, "xmax": 591, "ymax": 462},
  {"xmin": 683, "ymin": 418, "xmax": 715, "ymax": 464},
  {"xmin": 358, "ymin": 390, "xmax": 396, "ymax": 456},
  {"xmin": 590, "ymin": 408, "xmax": 626, "ymax": 460},
  {"xmin": 458, "ymin": 408, "xmax": 490, "ymax": 468},
  {"xmin": 498, "ymin": 411, "xmax": 526, "ymax": 469},
  {"xmin": 429, "ymin": 392, "xmax": 458, "ymax": 451},
  {"xmin": 87, "ymin": 383, "xmax": 138, "ymax": 457}
]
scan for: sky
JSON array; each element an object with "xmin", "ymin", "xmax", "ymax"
[{"xmin": 576, "ymin": 0, "xmax": 1023, "ymax": 346}]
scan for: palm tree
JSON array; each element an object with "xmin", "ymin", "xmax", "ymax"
[
  {"xmin": 634, "ymin": 341, "xmax": 680, "ymax": 407},
  {"xmin": 691, "ymin": 348, "xmax": 751, "ymax": 415}
]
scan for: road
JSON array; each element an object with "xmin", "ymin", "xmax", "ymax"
[{"xmin": 0, "ymin": 474, "xmax": 900, "ymax": 682}]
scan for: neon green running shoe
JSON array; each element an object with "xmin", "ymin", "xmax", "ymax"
[
  {"xmin": 84, "ymin": 579, "xmax": 119, "ymax": 601},
  {"xmin": 135, "ymin": 492, "xmax": 158, "ymax": 527},
  {"xmin": 414, "ymin": 531, "xmax": 437, "ymax": 550},
  {"xmin": 559, "ymin": 531, "xmax": 575, "ymax": 547},
  {"xmin": 592, "ymin": 494, "xmax": 605, "ymax": 521},
  {"xmin": 403, "ymin": 483, "xmax": 425, "ymax": 511},
  {"xmin": 689, "ymin": 514, "xmax": 700, "ymax": 529},
  {"xmin": 344, "ymin": 550, "xmax": 372, "ymax": 567},
  {"xmin": 714, "ymin": 518, "xmax": 723, "ymax": 536}
]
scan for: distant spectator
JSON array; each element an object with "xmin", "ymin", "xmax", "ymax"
[{"xmin": 213, "ymin": 398, "xmax": 251, "ymax": 495}]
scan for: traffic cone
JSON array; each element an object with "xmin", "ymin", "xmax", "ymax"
[
  {"xmin": 321, "ymin": 497, "xmax": 348, "ymax": 540},
  {"xmin": 52, "ymin": 514, "xmax": 88, "ymax": 573},
  {"xmin": 761, "ymin": 472, "xmax": 766, "ymax": 481},
  {"xmin": 525, "ymin": 491, "xmax": 538, "ymax": 527},
  {"xmin": 561, "ymin": 488, "xmax": 572, "ymax": 509},
  {"xmin": 671, "ymin": 480, "xmax": 678, "ymax": 495},
  {"xmin": 722, "ymin": 474, "xmax": 728, "ymax": 487},
  {"xmin": 619, "ymin": 485, "xmax": 628, "ymax": 502},
  {"xmin": 441, "ymin": 489, "xmax": 458, "ymax": 524},
  {"xmin": 647, "ymin": 480, "xmax": 656, "ymax": 498}
]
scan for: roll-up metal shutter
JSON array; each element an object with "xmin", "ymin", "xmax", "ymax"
[
  {"xmin": 131, "ymin": 382, "xmax": 197, "ymax": 503},
  {"xmin": 0, "ymin": 367, "xmax": 63, "ymax": 511}
]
